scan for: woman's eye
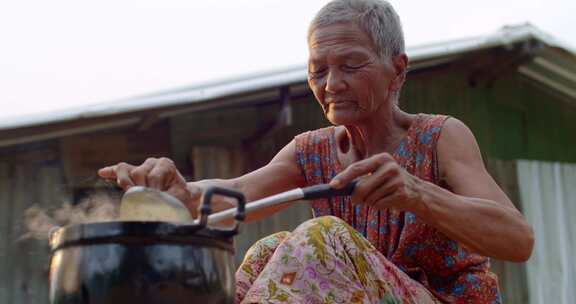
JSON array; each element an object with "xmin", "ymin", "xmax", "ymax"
[
  {"xmin": 343, "ymin": 63, "xmax": 365, "ymax": 71},
  {"xmin": 309, "ymin": 68, "xmax": 327, "ymax": 77}
]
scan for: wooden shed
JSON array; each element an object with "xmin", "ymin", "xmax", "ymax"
[{"xmin": 0, "ymin": 24, "xmax": 574, "ymax": 303}]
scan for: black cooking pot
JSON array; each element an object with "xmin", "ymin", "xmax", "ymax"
[{"xmin": 49, "ymin": 187, "xmax": 246, "ymax": 304}]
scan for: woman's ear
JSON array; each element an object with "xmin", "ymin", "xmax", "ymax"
[{"xmin": 390, "ymin": 53, "xmax": 408, "ymax": 92}]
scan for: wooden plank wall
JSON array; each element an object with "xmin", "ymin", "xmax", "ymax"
[
  {"xmin": 171, "ymin": 95, "xmax": 328, "ymax": 264},
  {"xmin": 60, "ymin": 122, "xmax": 172, "ymax": 189},
  {"xmin": 403, "ymin": 57, "xmax": 576, "ymax": 163},
  {"xmin": 0, "ymin": 161, "xmax": 12, "ymax": 301},
  {"xmin": 0, "ymin": 141, "xmax": 67, "ymax": 304},
  {"xmin": 186, "ymin": 136, "xmax": 315, "ymax": 265}
]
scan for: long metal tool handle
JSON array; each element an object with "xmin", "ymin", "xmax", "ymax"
[{"xmin": 195, "ymin": 181, "xmax": 357, "ymax": 226}]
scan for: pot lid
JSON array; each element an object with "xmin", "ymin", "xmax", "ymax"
[{"xmin": 49, "ymin": 221, "xmax": 238, "ymax": 252}]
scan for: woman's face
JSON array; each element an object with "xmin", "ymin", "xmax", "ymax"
[{"xmin": 307, "ymin": 22, "xmax": 400, "ymax": 125}]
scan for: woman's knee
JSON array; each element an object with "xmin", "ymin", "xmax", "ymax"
[
  {"xmin": 293, "ymin": 215, "xmax": 349, "ymax": 234},
  {"xmin": 245, "ymin": 231, "xmax": 290, "ymax": 256},
  {"xmin": 299, "ymin": 215, "xmax": 347, "ymax": 227}
]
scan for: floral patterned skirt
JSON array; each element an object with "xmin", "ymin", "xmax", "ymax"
[{"xmin": 235, "ymin": 216, "xmax": 439, "ymax": 304}]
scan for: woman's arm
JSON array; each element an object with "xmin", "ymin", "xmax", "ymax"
[
  {"xmin": 419, "ymin": 118, "xmax": 533, "ymax": 262},
  {"xmin": 99, "ymin": 140, "xmax": 306, "ymax": 222},
  {"xmin": 188, "ymin": 140, "xmax": 306, "ymax": 221},
  {"xmin": 330, "ymin": 118, "xmax": 534, "ymax": 262}
]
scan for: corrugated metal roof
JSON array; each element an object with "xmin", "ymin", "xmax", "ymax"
[
  {"xmin": 409, "ymin": 23, "xmax": 575, "ymax": 61},
  {"xmin": 0, "ymin": 66, "xmax": 307, "ymax": 130},
  {"xmin": 1, "ymin": 23, "xmax": 574, "ymax": 132}
]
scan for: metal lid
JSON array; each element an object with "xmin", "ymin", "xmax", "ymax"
[{"xmin": 49, "ymin": 221, "xmax": 238, "ymax": 253}]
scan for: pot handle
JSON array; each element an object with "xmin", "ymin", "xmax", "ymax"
[
  {"xmin": 301, "ymin": 181, "xmax": 358, "ymax": 200},
  {"xmin": 199, "ymin": 187, "xmax": 246, "ymax": 229}
]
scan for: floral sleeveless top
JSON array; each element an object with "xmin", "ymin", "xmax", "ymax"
[{"xmin": 294, "ymin": 114, "xmax": 501, "ymax": 303}]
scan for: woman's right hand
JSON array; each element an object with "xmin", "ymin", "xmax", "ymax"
[{"xmin": 98, "ymin": 157, "xmax": 202, "ymax": 212}]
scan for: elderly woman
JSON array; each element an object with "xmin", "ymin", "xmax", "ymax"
[{"xmin": 99, "ymin": 0, "xmax": 534, "ymax": 303}]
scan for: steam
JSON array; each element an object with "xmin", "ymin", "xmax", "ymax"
[{"xmin": 22, "ymin": 191, "xmax": 120, "ymax": 240}]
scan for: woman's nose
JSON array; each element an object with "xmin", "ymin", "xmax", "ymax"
[{"xmin": 325, "ymin": 70, "xmax": 347, "ymax": 94}]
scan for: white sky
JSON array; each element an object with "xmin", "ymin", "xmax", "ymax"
[{"xmin": 0, "ymin": 0, "xmax": 574, "ymax": 120}]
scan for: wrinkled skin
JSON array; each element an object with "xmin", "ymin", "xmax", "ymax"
[
  {"xmin": 307, "ymin": 22, "xmax": 402, "ymax": 126},
  {"xmin": 98, "ymin": 158, "xmax": 200, "ymax": 214}
]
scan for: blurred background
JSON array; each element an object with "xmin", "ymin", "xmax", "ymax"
[
  {"xmin": 1, "ymin": 0, "xmax": 574, "ymax": 118},
  {"xmin": 0, "ymin": 0, "xmax": 575, "ymax": 303}
]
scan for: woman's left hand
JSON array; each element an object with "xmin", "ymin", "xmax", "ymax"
[{"xmin": 330, "ymin": 153, "xmax": 424, "ymax": 211}]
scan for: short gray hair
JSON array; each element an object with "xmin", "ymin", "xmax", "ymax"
[{"xmin": 308, "ymin": 0, "xmax": 405, "ymax": 60}]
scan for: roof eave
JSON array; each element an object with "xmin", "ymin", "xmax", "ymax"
[{"xmin": 0, "ymin": 23, "xmax": 574, "ymax": 134}]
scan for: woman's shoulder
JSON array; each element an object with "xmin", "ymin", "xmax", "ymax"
[
  {"xmin": 416, "ymin": 113, "xmax": 451, "ymax": 131},
  {"xmin": 408, "ymin": 113, "xmax": 450, "ymax": 152},
  {"xmin": 294, "ymin": 126, "xmax": 337, "ymax": 145}
]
